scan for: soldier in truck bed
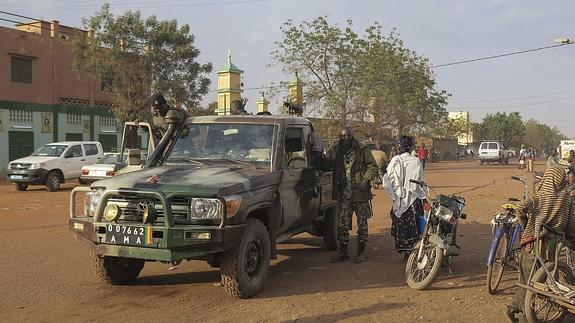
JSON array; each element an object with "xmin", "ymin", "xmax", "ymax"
[{"xmin": 325, "ymin": 126, "xmax": 378, "ymax": 263}]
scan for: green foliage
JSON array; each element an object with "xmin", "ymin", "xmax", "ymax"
[
  {"xmin": 523, "ymin": 118, "xmax": 567, "ymax": 152},
  {"xmin": 270, "ymin": 17, "xmax": 448, "ymax": 140},
  {"xmin": 475, "ymin": 112, "xmax": 525, "ymax": 148},
  {"xmin": 73, "ymin": 4, "xmax": 212, "ymax": 122},
  {"xmin": 187, "ymin": 102, "xmax": 217, "ymax": 116},
  {"xmin": 433, "ymin": 115, "xmax": 471, "ymax": 140}
]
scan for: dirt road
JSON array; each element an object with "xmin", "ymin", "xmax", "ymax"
[{"xmin": 0, "ymin": 160, "xmax": 556, "ymax": 322}]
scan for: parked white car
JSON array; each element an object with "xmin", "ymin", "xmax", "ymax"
[
  {"xmin": 478, "ymin": 141, "xmax": 510, "ymax": 165},
  {"xmin": 80, "ymin": 152, "xmax": 126, "ymax": 184},
  {"xmin": 6, "ymin": 141, "xmax": 104, "ymax": 191}
]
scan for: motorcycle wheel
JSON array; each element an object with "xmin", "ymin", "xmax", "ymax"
[
  {"xmin": 406, "ymin": 240, "xmax": 443, "ymax": 290},
  {"xmin": 486, "ymin": 233, "xmax": 508, "ymax": 294},
  {"xmin": 524, "ymin": 262, "xmax": 573, "ymax": 323}
]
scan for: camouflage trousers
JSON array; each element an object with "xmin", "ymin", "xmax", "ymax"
[{"xmin": 336, "ymin": 198, "xmax": 372, "ymax": 247}]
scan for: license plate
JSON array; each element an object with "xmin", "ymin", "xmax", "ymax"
[
  {"xmin": 89, "ymin": 170, "xmax": 107, "ymax": 177},
  {"xmin": 105, "ymin": 224, "xmax": 150, "ymax": 246},
  {"xmin": 10, "ymin": 175, "xmax": 23, "ymax": 180}
]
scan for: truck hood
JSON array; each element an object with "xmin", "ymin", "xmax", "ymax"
[
  {"xmin": 92, "ymin": 163, "xmax": 281, "ymax": 196},
  {"xmin": 10, "ymin": 156, "xmax": 58, "ymax": 164}
]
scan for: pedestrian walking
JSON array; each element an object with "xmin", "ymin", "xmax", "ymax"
[
  {"xmin": 370, "ymin": 144, "xmax": 389, "ymax": 175},
  {"xmin": 568, "ymin": 150, "xmax": 575, "ymax": 168},
  {"xmin": 326, "ymin": 126, "xmax": 377, "ymax": 263},
  {"xmin": 518, "ymin": 145, "xmax": 526, "ymax": 170},
  {"xmin": 383, "ymin": 135, "xmax": 427, "ymax": 256},
  {"xmin": 417, "ymin": 143, "xmax": 428, "ymax": 169},
  {"xmin": 526, "ymin": 146, "xmax": 535, "ymax": 173}
]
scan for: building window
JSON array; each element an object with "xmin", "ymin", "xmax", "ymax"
[
  {"xmin": 11, "ymin": 56, "xmax": 32, "ymax": 83},
  {"xmin": 66, "ymin": 113, "xmax": 82, "ymax": 125},
  {"xmin": 99, "ymin": 115, "xmax": 117, "ymax": 127},
  {"xmin": 9, "ymin": 109, "xmax": 33, "ymax": 123}
]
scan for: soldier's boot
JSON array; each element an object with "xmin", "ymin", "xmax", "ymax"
[
  {"xmin": 330, "ymin": 245, "xmax": 349, "ymax": 263},
  {"xmin": 353, "ymin": 242, "xmax": 366, "ymax": 263}
]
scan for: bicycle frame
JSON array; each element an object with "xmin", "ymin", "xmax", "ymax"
[{"xmin": 487, "ymin": 221, "xmax": 522, "ymax": 266}]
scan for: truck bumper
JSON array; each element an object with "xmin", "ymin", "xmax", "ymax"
[
  {"xmin": 7, "ymin": 168, "xmax": 49, "ymax": 185},
  {"xmin": 69, "ymin": 218, "xmax": 246, "ymax": 262}
]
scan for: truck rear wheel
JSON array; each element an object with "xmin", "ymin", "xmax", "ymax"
[
  {"xmin": 91, "ymin": 252, "xmax": 145, "ymax": 285},
  {"xmin": 321, "ymin": 208, "xmax": 338, "ymax": 251},
  {"xmin": 220, "ymin": 218, "xmax": 270, "ymax": 298}
]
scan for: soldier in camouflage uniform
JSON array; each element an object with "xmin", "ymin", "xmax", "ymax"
[{"xmin": 327, "ymin": 126, "xmax": 377, "ymax": 263}]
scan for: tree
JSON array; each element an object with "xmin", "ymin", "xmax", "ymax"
[
  {"xmin": 476, "ymin": 112, "xmax": 525, "ymax": 148},
  {"xmin": 271, "ymin": 17, "xmax": 448, "ymax": 139},
  {"xmin": 187, "ymin": 102, "xmax": 217, "ymax": 116},
  {"xmin": 523, "ymin": 118, "xmax": 567, "ymax": 153},
  {"xmin": 73, "ymin": 4, "xmax": 212, "ymax": 122},
  {"xmin": 433, "ymin": 115, "xmax": 470, "ymax": 140}
]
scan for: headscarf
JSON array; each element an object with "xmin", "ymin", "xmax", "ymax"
[
  {"xmin": 397, "ymin": 135, "xmax": 414, "ymax": 154},
  {"xmin": 518, "ymin": 166, "xmax": 574, "ymax": 245}
]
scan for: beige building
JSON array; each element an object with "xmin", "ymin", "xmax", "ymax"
[
  {"xmin": 448, "ymin": 111, "xmax": 474, "ymax": 145},
  {"xmin": 0, "ymin": 20, "xmax": 119, "ymax": 169},
  {"xmin": 215, "ymin": 51, "xmax": 243, "ymax": 115}
]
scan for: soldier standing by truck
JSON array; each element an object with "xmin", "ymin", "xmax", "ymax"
[{"xmin": 327, "ymin": 126, "xmax": 378, "ymax": 263}]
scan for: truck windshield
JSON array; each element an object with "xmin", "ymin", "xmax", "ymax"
[
  {"xmin": 32, "ymin": 145, "xmax": 68, "ymax": 157},
  {"xmin": 167, "ymin": 123, "xmax": 275, "ymax": 165}
]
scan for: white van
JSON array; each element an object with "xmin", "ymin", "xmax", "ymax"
[
  {"xmin": 6, "ymin": 141, "xmax": 104, "ymax": 191},
  {"xmin": 478, "ymin": 141, "xmax": 509, "ymax": 165}
]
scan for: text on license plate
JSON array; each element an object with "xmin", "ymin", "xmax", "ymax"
[
  {"xmin": 105, "ymin": 224, "xmax": 152, "ymax": 246},
  {"xmin": 10, "ymin": 175, "xmax": 23, "ymax": 180},
  {"xmin": 89, "ymin": 170, "xmax": 107, "ymax": 177}
]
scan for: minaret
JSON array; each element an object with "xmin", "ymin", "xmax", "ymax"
[
  {"xmin": 257, "ymin": 92, "xmax": 269, "ymax": 113},
  {"xmin": 215, "ymin": 50, "xmax": 243, "ymax": 115},
  {"xmin": 289, "ymin": 72, "xmax": 303, "ymax": 106}
]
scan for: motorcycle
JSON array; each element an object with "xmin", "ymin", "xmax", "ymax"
[
  {"xmin": 372, "ymin": 167, "xmax": 385, "ymax": 189},
  {"xmin": 405, "ymin": 179, "xmax": 467, "ymax": 290}
]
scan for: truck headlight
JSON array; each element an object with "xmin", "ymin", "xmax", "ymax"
[
  {"xmin": 29, "ymin": 163, "xmax": 44, "ymax": 169},
  {"xmin": 84, "ymin": 191, "xmax": 102, "ymax": 217},
  {"xmin": 190, "ymin": 198, "xmax": 222, "ymax": 219}
]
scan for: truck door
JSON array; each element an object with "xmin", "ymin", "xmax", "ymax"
[
  {"xmin": 62, "ymin": 144, "xmax": 85, "ymax": 179},
  {"xmin": 278, "ymin": 126, "xmax": 320, "ymax": 233}
]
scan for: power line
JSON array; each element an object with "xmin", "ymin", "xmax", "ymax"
[
  {"xmin": 430, "ymin": 43, "xmax": 573, "ymax": 68},
  {"xmin": 457, "ymin": 95, "xmax": 575, "ymax": 110},
  {"xmin": 451, "ymin": 88, "xmax": 575, "ymax": 104}
]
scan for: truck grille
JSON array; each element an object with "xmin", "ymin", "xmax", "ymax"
[
  {"xmin": 10, "ymin": 163, "xmax": 31, "ymax": 170},
  {"xmin": 105, "ymin": 195, "xmax": 190, "ymax": 224}
]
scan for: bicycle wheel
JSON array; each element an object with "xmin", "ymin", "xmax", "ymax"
[
  {"xmin": 524, "ymin": 262, "xmax": 574, "ymax": 323},
  {"xmin": 486, "ymin": 233, "xmax": 508, "ymax": 294}
]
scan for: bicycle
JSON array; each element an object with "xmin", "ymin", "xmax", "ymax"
[
  {"xmin": 517, "ymin": 225, "xmax": 575, "ymax": 323},
  {"xmin": 485, "ymin": 176, "xmax": 528, "ymax": 294}
]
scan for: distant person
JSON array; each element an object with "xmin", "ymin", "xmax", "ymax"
[
  {"xmin": 370, "ymin": 144, "xmax": 389, "ymax": 175},
  {"xmin": 526, "ymin": 146, "xmax": 535, "ymax": 173},
  {"xmin": 383, "ymin": 135, "xmax": 427, "ymax": 256},
  {"xmin": 418, "ymin": 143, "xmax": 428, "ymax": 169},
  {"xmin": 568, "ymin": 168, "xmax": 575, "ymax": 199},
  {"xmin": 568, "ymin": 150, "xmax": 575, "ymax": 168}
]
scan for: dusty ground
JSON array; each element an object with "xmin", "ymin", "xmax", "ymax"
[{"xmin": 0, "ymin": 160, "xmax": 566, "ymax": 322}]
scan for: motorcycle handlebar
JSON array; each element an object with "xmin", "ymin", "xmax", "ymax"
[{"xmin": 409, "ymin": 179, "xmax": 425, "ymax": 186}]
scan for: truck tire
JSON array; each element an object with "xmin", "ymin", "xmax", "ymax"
[
  {"xmin": 220, "ymin": 218, "xmax": 271, "ymax": 298},
  {"xmin": 91, "ymin": 252, "xmax": 145, "ymax": 285},
  {"xmin": 15, "ymin": 183, "xmax": 28, "ymax": 191},
  {"xmin": 321, "ymin": 208, "xmax": 338, "ymax": 251},
  {"xmin": 46, "ymin": 172, "xmax": 61, "ymax": 192}
]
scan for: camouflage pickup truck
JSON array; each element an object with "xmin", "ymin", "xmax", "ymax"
[{"xmin": 69, "ymin": 110, "xmax": 337, "ymax": 298}]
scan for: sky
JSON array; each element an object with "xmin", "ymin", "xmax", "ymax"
[{"xmin": 2, "ymin": 0, "xmax": 575, "ymax": 137}]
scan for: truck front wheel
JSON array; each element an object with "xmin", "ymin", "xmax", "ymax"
[
  {"xmin": 91, "ymin": 252, "xmax": 145, "ymax": 285},
  {"xmin": 321, "ymin": 208, "xmax": 338, "ymax": 251},
  {"xmin": 220, "ymin": 218, "xmax": 271, "ymax": 299}
]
